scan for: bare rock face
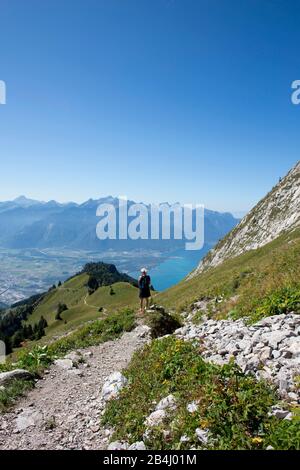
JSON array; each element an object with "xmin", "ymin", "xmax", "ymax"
[
  {"xmin": 0, "ymin": 369, "xmax": 34, "ymax": 387},
  {"xmin": 190, "ymin": 161, "xmax": 300, "ymax": 277}
]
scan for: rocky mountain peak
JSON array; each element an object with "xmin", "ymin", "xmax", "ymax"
[{"xmin": 190, "ymin": 161, "xmax": 300, "ymax": 277}]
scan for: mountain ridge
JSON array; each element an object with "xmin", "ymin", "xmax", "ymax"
[
  {"xmin": 0, "ymin": 196, "xmax": 239, "ymax": 251},
  {"xmin": 189, "ymin": 160, "xmax": 300, "ymax": 277}
]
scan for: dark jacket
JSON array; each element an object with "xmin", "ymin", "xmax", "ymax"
[{"xmin": 138, "ymin": 275, "xmax": 151, "ymax": 298}]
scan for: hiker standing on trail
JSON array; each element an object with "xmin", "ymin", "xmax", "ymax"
[{"xmin": 138, "ymin": 268, "xmax": 151, "ymax": 313}]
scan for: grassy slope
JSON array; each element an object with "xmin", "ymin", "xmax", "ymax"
[
  {"xmin": 156, "ymin": 228, "xmax": 300, "ymax": 320},
  {"xmin": 29, "ymin": 274, "xmax": 89, "ymax": 324},
  {"xmin": 28, "ymin": 274, "xmax": 139, "ymax": 340}
]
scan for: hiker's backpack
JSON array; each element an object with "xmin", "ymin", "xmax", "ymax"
[{"xmin": 139, "ymin": 275, "xmax": 150, "ymax": 289}]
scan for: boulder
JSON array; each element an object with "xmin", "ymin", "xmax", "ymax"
[
  {"xmin": 251, "ymin": 330, "xmax": 262, "ymax": 345},
  {"xmin": 245, "ymin": 355, "xmax": 260, "ymax": 371},
  {"xmin": 225, "ymin": 342, "xmax": 240, "ymax": 356},
  {"xmin": 259, "ymin": 347, "xmax": 272, "ymax": 362},
  {"xmin": 286, "ymin": 341, "xmax": 300, "ymax": 358},
  {"xmin": 269, "ymin": 407, "xmax": 290, "ymax": 419},
  {"xmin": 107, "ymin": 441, "xmax": 128, "ymax": 450},
  {"xmin": 83, "ymin": 351, "xmax": 93, "ymax": 358},
  {"xmin": 128, "ymin": 441, "xmax": 146, "ymax": 450},
  {"xmin": 15, "ymin": 408, "xmax": 43, "ymax": 432},
  {"xmin": 54, "ymin": 359, "xmax": 74, "ymax": 370},
  {"xmin": 262, "ymin": 331, "xmax": 291, "ymax": 350},
  {"xmin": 134, "ymin": 325, "xmax": 151, "ymax": 338},
  {"xmin": 278, "ymin": 377, "xmax": 288, "ymax": 393},
  {"xmin": 272, "ymin": 350, "xmax": 281, "ymax": 359},
  {"xmin": 287, "ymin": 392, "xmax": 298, "ymax": 402},
  {"xmin": 252, "ymin": 342, "xmax": 265, "ymax": 353},
  {"xmin": 144, "ymin": 409, "xmax": 166, "ymax": 427},
  {"xmin": 67, "ymin": 369, "xmax": 84, "ymax": 377},
  {"xmin": 255, "ymin": 315, "xmax": 286, "ymax": 327},
  {"xmin": 64, "ymin": 351, "xmax": 82, "ymax": 362},
  {"xmin": 176, "ymin": 310, "xmax": 300, "ymax": 397},
  {"xmin": 0, "ymin": 369, "xmax": 34, "ymax": 387},
  {"xmin": 101, "ymin": 372, "xmax": 127, "ymax": 401},
  {"xmin": 195, "ymin": 428, "xmax": 209, "ymax": 444},
  {"xmin": 237, "ymin": 339, "xmax": 252, "ymax": 354},
  {"xmin": 155, "ymin": 394, "xmax": 176, "ymax": 411}
]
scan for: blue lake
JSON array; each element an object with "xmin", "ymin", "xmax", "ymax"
[{"xmin": 130, "ymin": 246, "xmax": 211, "ymax": 291}]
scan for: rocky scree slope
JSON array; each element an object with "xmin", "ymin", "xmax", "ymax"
[
  {"xmin": 190, "ymin": 161, "xmax": 300, "ymax": 277},
  {"xmin": 176, "ymin": 301, "xmax": 300, "ymax": 404}
]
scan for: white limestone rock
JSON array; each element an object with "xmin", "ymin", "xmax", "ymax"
[
  {"xmin": 101, "ymin": 372, "xmax": 128, "ymax": 401},
  {"xmin": 155, "ymin": 394, "xmax": 177, "ymax": 411},
  {"xmin": 144, "ymin": 410, "xmax": 166, "ymax": 427}
]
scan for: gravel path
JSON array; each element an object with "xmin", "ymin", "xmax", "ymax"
[{"xmin": 0, "ymin": 326, "xmax": 149, "ymax": 450}]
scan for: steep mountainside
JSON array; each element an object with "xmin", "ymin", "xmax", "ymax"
[
  {"xmin": 158, "ymin": 161, "xmax": 300, "ymax": 321},
  {"xmin": 190, "ymin": 161, "xmax": 300, "ymax": 277},
  {"xmin": 157, "ymin": 228, "xmax": 300, "ymax": 317}
]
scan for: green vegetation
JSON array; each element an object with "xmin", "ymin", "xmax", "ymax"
[
  {"xmin": 25, "ymin": 277, "xmax": 138, "ymax": 340},
  {"xmin": 47, "ymin": 307, "xmax": 135, "ymax": 357},
  {"xmin": 103, "ymin": 336, "xmax": 300, "ymax": 450},
  {"xmin": 0, "ymin": 292, "xmax": 48, "ymax": 353},
  {"xmin": 0, "ymin": 379, "xmax": 35, "ymax": 412},
  {"xmin": 28, "ymin": 273, "xmax": 89, "ymax": 326},
  {"xmin": 157, "ymin": 229, "xmax": 300, "ymax": 322},
  {"xmin": 55, "ymin": 302, "xmax": 68, "ymax": 320},
  {"xmin": 81, "ymin": 262, "xmax": 138, "ymax": 288},
  {"xmin": 145, "ymin": 309, "xmax": 182, "ymax": 338},
  {"xmin": 87, "ymin": 275, "xmax": 99, "ymax": 294},
  {"xmin": 1, "ymin": 262, "xmax": 140, "ymax": 352},
  {"xmin": 231, "ymin": 285, "xmax": 300, "ymax": 323},
  {"xmin": 10, "ymin": 316, "xmax": 48, "ymax": 348}
]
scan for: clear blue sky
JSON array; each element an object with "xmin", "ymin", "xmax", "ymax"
[{"xmin": 0, "ymin": 0, "xmax": 299, "ymax": 213}]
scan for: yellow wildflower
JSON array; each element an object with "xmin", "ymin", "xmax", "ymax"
[{"xmin": 252, "ymin": 437, "xmax": 263, "ymax": 444}]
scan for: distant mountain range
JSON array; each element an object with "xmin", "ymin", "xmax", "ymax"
[{"xmin": 0, "ymin": 196, "xmax": 239, "ymax": 252}]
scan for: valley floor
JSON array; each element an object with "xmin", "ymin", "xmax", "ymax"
[{"xmin": 0, "ymin": 327, "xmax": 148, "ymax": 450}]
